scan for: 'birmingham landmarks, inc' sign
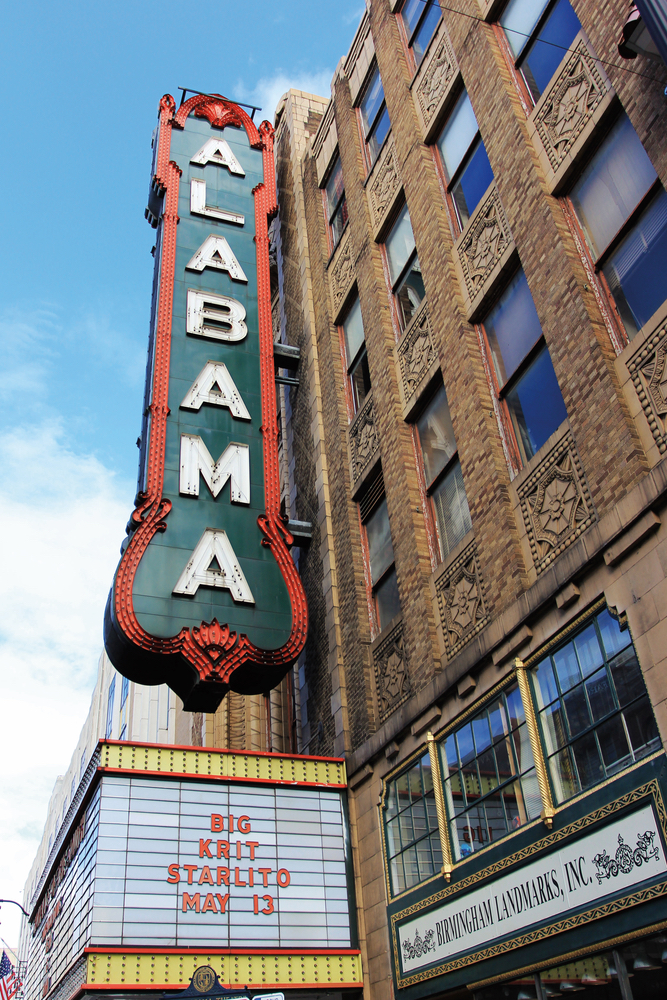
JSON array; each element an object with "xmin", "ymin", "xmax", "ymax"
[
  {"xmin": 104, "ymin": 94, "xmax": 307, "ymax": 710},
  {"xmin": 396, "ymin": 802, "xmax": 665, "ymax": 977}
]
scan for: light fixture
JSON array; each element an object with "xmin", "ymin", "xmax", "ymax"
[
  {"xmin": 633, "ymin": 944, "xmax": 661, "ymax": 971},
  {"xmin": 517, "ymin": 988, "xmax": 537, "ymax": 1000},
  {"xmin": 542, "ymin": 985, "xmax": 561, "ymax": 997},
  {"xmin": 558, "ymin": 983, "xmax": 585, "ymax": 992},
  {"xmin": 581, "ymin": 973, "xmax": 607, "ymax": 985}
]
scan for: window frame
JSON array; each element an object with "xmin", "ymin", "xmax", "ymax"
[
  {"xmin": 412, "ymin": 380, "xmax": 472, "ymax": 566},
  {"xmin": 383, "ymin": 201, "xmax": 425, "ymax": 334},
  {"xmin": 321, "ymin": 153, "xmax": 348, "ymax": 255},
  {"xmin": 563, "ymin": 113, "xmax": 665, "ymax": 348},
  {"xmin": 477, "ymin": 268, "xmax": 566, "ymax": 472},
  {"xmin": 398, "ymin": 0, "xmax": 443, "ymax": 73},
  {"xmin": 338, "ymin": 293, "xmax": 371, "ymax": 419},
  {"xmin": 382, "ymin": 749, "xmax": 443, "ymax": 897},
  {"xmin": 528, "ymin": 606, "xmax": 661, "ymax": 806},
  {"xmin": 497, "ymin": 0, "xmax": 582, "ymax": 110},
  {"xmin": 439, "ymin": 678, "xmax": 542, "ymax": 862},
  {"xmin": 434, "ymin": 89, "xmax": 494, "ymax": 235},
  {"xmin": 357, "ymin": 62, "xmax": 391, "ymax": 173},
  {"xmin": 358, "ymin": 490, "xmax": 400, "ymax": 638}
]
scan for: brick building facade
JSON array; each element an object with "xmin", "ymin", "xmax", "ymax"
[{"xmin": 271, "ymin": 0, "xmax": 667, "ymax": 996}]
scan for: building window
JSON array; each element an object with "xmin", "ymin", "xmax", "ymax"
[
  {"xmin": 323, "ymin": 155, "xmax": 348, "ymax": 252},
  {"xmin": 500, "ymin": 0, "xmax": 582, "ymax": 104},
  {"xmin": 385, "ymin": 203, "xmax": 425, "ymax": 331},
  {"xmin": 568, "ymin": 114, "xmax": 667, "ymax": 341},
  {"xmin": 80, "ymin": 750, "xmax": 87, "ymax": 780},
  {"xmin": 436, "ymin": 90, "xmax": 494, "ymax": 230},
  {"xmin": 105, "ymin": 676, "xmax": 116, "ymax": 740},
  {"xmin": 359, "ymin": 64, "xmax": 391, "ymax": 170},
  {"xmin": 384, "ymin": 752, "xmax": 442, "ymax": 895},
  {"xmin": 441, "ymin": 681, "xmax": 542, "ymax": 861},
  {"xmin": 414, "ymin": 381, "xmax": 472, "ymax": 560},
  {"xmin": 121, "ymin": 675, "xmax": 129, "ymax": 708},
  {"xmin": 481, "ymin": 269, "xmax": 567, "ymax": 466},
  {"xmin": 361, "ymin": 485, "xmax": 401, "ymax": 633},
  {"xmin": 341, "ymin": 296, "xmax": 371, "ymax": 415},
  {"xmin": 400, "ymin": 0, "xmax": 442, "ymax": 68},
  {"xmin": 531, "ymin": 607, "xmax": 661, "ymax": 804}
]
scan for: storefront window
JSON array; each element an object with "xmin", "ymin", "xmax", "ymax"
[
  {"xmin": 384, "ymin": 752, "xmax": 442, "ymax": 895},
  {"xmin": 440, "ymin": 682, "xmax": 542, "ymax": 861},
  {"xmin": 487, "ymin": 932, "xmax": 667, "ymax": 998},
  {"xmin": 531, "ymin": 608, "xmax": 661, "ymax": 804}
]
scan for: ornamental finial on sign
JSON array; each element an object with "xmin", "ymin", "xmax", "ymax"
[{"xmin": 174, "ymin": 93, "xmax": 263, "ymax": 149}]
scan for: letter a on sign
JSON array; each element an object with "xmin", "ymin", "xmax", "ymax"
[
  {"xmin": 186, "ymin": 236, "xmax": 248, "ymax": 282},
  {"xmin": 173, "ymin": 529, "xmax": 255, "ymax": 602},
  {"xmin": 190, "ymin": 138, "xmax": 245, "ymax": 175},
  {"xmin": 180, "ymin": 362, "xmax": 251, "ymax": 419}
]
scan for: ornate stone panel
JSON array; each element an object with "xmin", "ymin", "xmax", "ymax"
[
  {"xmin": 413, "ymin": 21, "xmax": 458, "ymax": 140},
  {"xmin": 626, "ymin": 315, "xmax": 667, "ymax": 456},
  {"xmin": 528, "ymin": 32, "xmax": 614, "ymax": 194},
  {"xmin": 396, "ymin": 301, "xmax": 438, "ymax": 414},
  {"xmin": 349, "ymin": 391, "xmax": 380, "ymax": 488},
  {"xmin": 456, "ymin": 184, "xmax": 515, "ymax": 319},
  {"xmin": 434, "ymin": 539, "xmax": 489, "ymax": 660},
  {"xmin": 329, "ymin": 227, "xmax": 355, "ymax": 317},
  {"xmin": 367, "ymin": 136, "xmax": 402, "ymax": 236},
  {"xmin": 373, "ymin": 619, "xmax": 410, "ymax": 721},
  {"xmin": 516, "ymin": 431, "xmax": 595, "ymax": 575}
]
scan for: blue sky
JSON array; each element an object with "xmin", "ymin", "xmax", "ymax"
[{"xmin": 0, "ymin": 0, "xmax": 363, "ymax": 947}]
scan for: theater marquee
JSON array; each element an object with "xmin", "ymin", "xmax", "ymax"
[
  {"xmin": 104, "ymin": 93, "xmax": 307, "ymax": 710},
  {"xmin": 24, "ymin": 742, "xmax": 361, "ymax": 1000}
]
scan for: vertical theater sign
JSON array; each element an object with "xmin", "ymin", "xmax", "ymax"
[{"xmin": 104, "ymin": 94, "xmax": 307, "ymax": 710}]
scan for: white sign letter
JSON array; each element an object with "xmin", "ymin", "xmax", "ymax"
[
  {"xmin": 186, "ymin": 289, "xmax": 247, "ymax": 342},
  {"xmin": 186, "ymin": 235, "xmax": 248, "ymax": 282},
  {"xmin": 180, "ymin": 436, "xmax": 250, "ymax": 504},
  {"xmin": 180, "ymin": 362, "xmax": 251, "ymax": 420},
  {"xmin": 173, "ymin": 529, "xmax": 255, "ymax": 603},
  {"xmin": 190, "ymin": 178, "xmax": 244, "ymax": 226},
  {"xmin": 190, "ymin": 138, "xmax": 245, "ymax": 176}
]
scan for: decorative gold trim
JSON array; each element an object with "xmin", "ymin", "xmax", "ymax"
[
  {"xmin": 427, "ymin": 731, "xmax": 453, "ymax": 881},
  {"xmin": 515, "ymin": 657, "xmax": 555, "ymax": 828},
  {"xmin": 469, "ymin": 918, "xmax": 667, "ymax": 989},
  {"xmin": 522, "ymin": 596, "xmax": 606, "ymax": 668},
  {"xmin": 391, "ymin": 777, "xmax": 667, "ymax": 988}
]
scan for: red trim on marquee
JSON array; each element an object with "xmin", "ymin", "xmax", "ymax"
[
  {"xmin": 77, "ymin": 984, "xmax": 364, "ymax": 993},
  {"xmin": 110, "ymin": 94, "xmax": 308, "ymax": 697},
  {"xmin": 101, "ymin": 737, "xmax": 344, "ymax": 764},
  {"xmin": 84, "ymin": 948, "xmax": 361, "ymax": 956}
]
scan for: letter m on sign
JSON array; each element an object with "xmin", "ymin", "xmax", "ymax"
[{"xmin": 179, "ymin": 435, "xmax": 250, "ymax": 504}]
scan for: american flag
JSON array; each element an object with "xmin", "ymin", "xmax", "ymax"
[{"xmin": 0, "ymin": 952, "xmax": 20, "ymax": 1000}]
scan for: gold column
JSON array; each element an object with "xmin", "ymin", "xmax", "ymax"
[
  {"xmin": 515, "ymin": 657, "xmax": 555, "ymax": 828},
  {"xmin": 426, "ymin": 730, "xmax": 453, "ymax": 881}
]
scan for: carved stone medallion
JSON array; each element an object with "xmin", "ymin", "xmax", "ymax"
[
  {"xmin": 532, "ymin": 36, "xmax": 609, "ymax": 173},
  {"xmin": 457, "ymin": 186, "xmax": 513, "ymax": 303},
  {"xmin": 397, "ymin": 302, "xmax": 436, "ymax": 407},
  {"xmin": 368, "ymin": 137, "xmax": 401, "ymax": 234},
  {"xmin": 373, "ymin": 619, "xmax": 410, "ymax": 721},
  {"xmin": 329, "ymin": 228, "xmax": 355, "ymax": 313},
  {"xmin": 434, "ymin": 539, "xmax": 488, "ymax": 660},
  {"xmin": 626, "ymin": 316, "xmax": 667, "ymax": 455},
  {"xmin": 349, "ymin": 392, "xmax": 380, "ymax": 486},
  {"xmin": 517, "ymin": 431, "xmax": 595, "ymax": 574},
  {"xmin": 415, "ymin": 27, "xmax": 457, "ymax": 133}
]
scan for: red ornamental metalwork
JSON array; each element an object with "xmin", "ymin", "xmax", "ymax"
[{"xmin": 105, "ymin": 94, "xmax": 308, "ymax": 711}]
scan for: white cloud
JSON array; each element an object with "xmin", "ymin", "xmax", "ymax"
[
  {"xmin": 233, "ymin": 69, "xmax": 333, "ymax": 124},
  {"xmin": 0, "ymin": 420, "xmax": 133, "ymax": 946}
]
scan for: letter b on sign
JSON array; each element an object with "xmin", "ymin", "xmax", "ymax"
[{"xmin": 211, "ymin": 814, "xmax": 224, "ymax": 832}]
